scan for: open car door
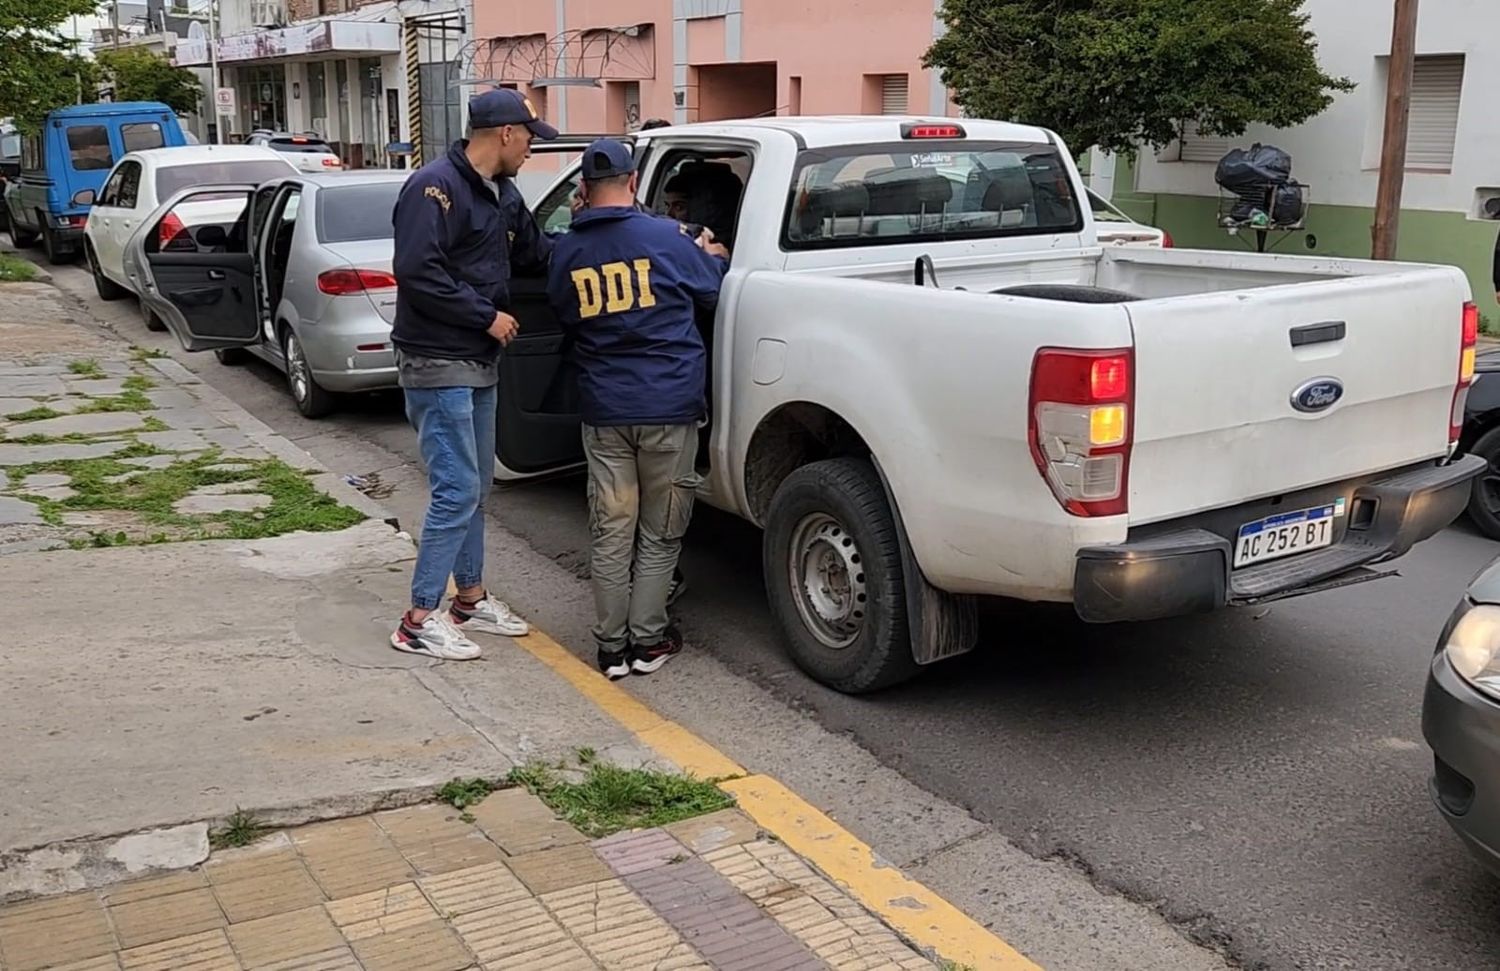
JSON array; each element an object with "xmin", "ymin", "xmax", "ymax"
[
  {"xmin": 496, "ymin": 136, "xmax": 642, "ymax": 479},
  {"xmin": 124, "ymin": 185, "xmax": 261, "ymax": 352}
]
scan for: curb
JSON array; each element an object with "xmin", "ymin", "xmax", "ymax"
[{"xmin": 513, "ymin": 627, "xmax": 1044, "ymax": 971}]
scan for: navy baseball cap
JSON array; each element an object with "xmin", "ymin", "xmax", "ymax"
[
  {"xmin": 469, "ymin": 88, "xmax": 558, "ymax": 139},
  {"xmin": 581, "ymin": 139, "xmax": 637, "ymax": 180}
]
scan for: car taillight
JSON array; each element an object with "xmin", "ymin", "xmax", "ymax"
[
  {"xmin": 321, "ymin": 156, "xmax": 342, "ymax": 168},
  {"xmin": 158, "ymin": 211, "xmax": 187, "ymax": 249},
  {"xmin": 1453, "ymin": 301, "xmax": 1480, "ymax": 445},
  {"xmin": 1161, "ymin": 230, "xmax": 1174, "ymax": 248},
  {"xmin": 318, "ymin": 268, "xmax": 397, "ymax": 295},
  {"xmin": 1029, "ymin": 348, "xmax": 1134, "ymax": 517}
]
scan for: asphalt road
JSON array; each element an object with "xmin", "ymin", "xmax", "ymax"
[{"xmin": 37, "ymin": 257, "xmax": 1500, "ymax": 970}]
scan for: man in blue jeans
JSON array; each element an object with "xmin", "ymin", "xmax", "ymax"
[{"xmin": 387, "ymin": 89, "xmax": 556, "ymax": 659}]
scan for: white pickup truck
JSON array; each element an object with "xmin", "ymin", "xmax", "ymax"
[{"xmin": 132, "ymin": 117, "xmax": 1484, "ymax": 694}]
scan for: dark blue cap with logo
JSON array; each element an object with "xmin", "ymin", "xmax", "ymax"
[
  {"xmin": 469, "ymin": 88, "xmax": 558, "ymax": 139},
  {"xmin": 581, "ymin": 138, "xmax": 637, "ymax": 180}
]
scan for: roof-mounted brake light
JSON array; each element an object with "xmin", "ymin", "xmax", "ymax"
[{"xmin": 900, "ymin": 122, "xmax": 966, "ymax": 139}]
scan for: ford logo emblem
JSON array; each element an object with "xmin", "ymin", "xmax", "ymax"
[{"xmin": 1292, "ymin": 377, "xmax": 1344, "ymax": 413}]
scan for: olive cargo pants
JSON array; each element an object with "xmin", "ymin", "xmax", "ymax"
[{"xmin": 582, "ymin": 423, "xmax": 701, "ymax": 650}]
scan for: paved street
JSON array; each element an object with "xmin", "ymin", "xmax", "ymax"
[{"xmin": 33, "ymin": 255, "xmax": 1500, "ymax": 970}]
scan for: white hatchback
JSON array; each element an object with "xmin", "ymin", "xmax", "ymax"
[
  {"xmin": 84, "ymin": 145, "xmax": 297, "ymax": 311},
  {"xmin": 245, "ymin": 131, "xmax": 343, "ymax": 174}
]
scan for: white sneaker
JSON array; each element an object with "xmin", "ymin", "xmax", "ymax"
[
  {"xmin": 449, "ymin": 594, "xmax": 530, "ymax": 637},
  {"xmin": 391, "ymin": 612, "xmax": 482, "ymax": 660}
]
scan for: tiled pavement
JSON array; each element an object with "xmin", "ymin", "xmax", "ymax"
[{"xmin": 0, "ymin": 790, "xmax": 940, "ymax": 971}]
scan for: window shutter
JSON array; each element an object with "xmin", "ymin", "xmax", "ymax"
[
  {"xmin": 1406, "ymin": 54, "xmax": 1464, "ymax": 170},
  {"xmin": 881, "ymin": 75, "xmax": 909, "ymax": 115},
  {"xmin": 1178, "ymin": 121, "xmax": 1233, "ymax": 164}
]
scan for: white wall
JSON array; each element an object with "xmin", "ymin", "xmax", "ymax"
[{"xmin": 1136, "ymin": 0, "xmax": 1500, "ymax": 215}]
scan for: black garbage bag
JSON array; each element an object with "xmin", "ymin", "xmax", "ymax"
[
  {"xmin": 1214, "ymin": 144, "xmax": 1292, "ymax": 190},
  {"xmin": 1271, "ymin": 181, "xmax": 1306, "ymax": 226}
]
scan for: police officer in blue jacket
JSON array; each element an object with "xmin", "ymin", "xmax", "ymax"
[
  {"xmin": 547, "ymin": 139, "xmax": 729, "ymax": 679},
  {"xmin": 387, "ymin": 88, "xmax": 556, "ymax": 661}
]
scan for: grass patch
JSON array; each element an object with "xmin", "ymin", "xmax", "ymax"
[
  {"xmin": 77, "ymin": 389, "xmax": 153, "ymax": 414},
  {"xmin": 67, "ymin": 359, "xmax": 105, "ymax": 378},
  {"xmin": 130, "ymin": 346, "xmax": 169, "ymax": 361},
  {"xmin": 3, "ymin": 406, "xmax": 63, "ymax": 423},
  {"xmin": 210, "ymin": 808, "xmax": 266, "ymax": 849},
  {"xmin": 506, "ymin": 758, "xmax": 735, "ymax": 839},
  {"xmin": 123, "ymin": 374, "xmax": 155, "ymax": 392},
  {"xmin": 0, "ymin": 252, "xmax": 36, "ymax": 283},
  {"xmin": 437, "ymin": 777, "xmax": 500, "ymax": 811}
]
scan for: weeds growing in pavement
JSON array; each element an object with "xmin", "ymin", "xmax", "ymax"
[
  {"xmin": 506, "ymin": 757, "xmax": 735, "ymax": 838},
  {"xmin": 0, "ymin": 253, "xmax": 36, "ymax": 282},
  {"xmin": 130, "ymin": 346, "xmax": 169, "ymax": 361},
  {"xmin": 67, "ymin": 359, "xmax": 105, "ymax": 378},
  {"xmin": 210, "ymin": 808, "xmax": 265, "ymax": 849},
  {"xmin": 3, "ymin": 406, "xmax": 63, "ymax": 422},
  {"xmin": 437, "ymin": 777, "xmax": 500, "ymax": 811}
]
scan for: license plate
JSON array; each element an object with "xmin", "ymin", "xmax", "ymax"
[{"xmin": 1233, "ymin": 500, "xmax": 1343, "ymax": 569}]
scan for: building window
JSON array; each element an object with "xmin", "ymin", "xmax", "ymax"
[
  {"xmin": 1406, "ymin": 54, "xmax": 1464, "ymax": 171},
  {"xmin": 419, "ymin": 61, "xmax": 461, "ymax": 152},
  {"xmin": 1176, "ymin": 121, "xmax": 1233, "ymax": 164},
  {"xmin": 880, "ymin": 74, "xmax": 908, "ymax": 115},
  {"xmin": 307, "ymin": 62, "xmax": 328, "ymax": 136}
]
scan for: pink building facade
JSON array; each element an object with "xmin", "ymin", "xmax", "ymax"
[{"xmin": 473, "ymin": 0, "xmax": 952, "ymax": 138}]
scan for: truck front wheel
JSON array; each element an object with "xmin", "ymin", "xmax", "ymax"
[{"xmin": 763, "ymin": 457, "xmax": 920, "ymax": 693}]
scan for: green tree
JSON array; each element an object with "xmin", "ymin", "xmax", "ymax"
[
  {"xmin": 924, "ymin": 0, "xmax": 1353, "ymax": 156},
  {"xmin": 0, "ymin": 0, "xmax": 101, "ymax": 132},
  {"xmin": 95, "ymin": 47, "xmax": 202, "ymax": 115}
]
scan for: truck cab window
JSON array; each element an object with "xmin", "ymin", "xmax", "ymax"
[{"xmin": 646, "ymin": 149, "xmax": 751, "ymax": 249}]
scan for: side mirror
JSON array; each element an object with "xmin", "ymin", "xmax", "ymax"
[
  {"xmin": 72, "ymin": 189, "xmax": 96, "ymax": 206},
  {"xmin": 196, "ymin": 225, "xmax": 228, "ymax": 248}
]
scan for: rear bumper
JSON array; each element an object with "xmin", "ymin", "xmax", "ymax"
[{"xmin": 1073, "ymin": 454, "xmax": 1484, "ymax": 623}]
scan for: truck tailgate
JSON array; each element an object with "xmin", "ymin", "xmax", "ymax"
[{"xmin": 1126, "ymin": 269, "xmax": 1467, "ymax": 524}]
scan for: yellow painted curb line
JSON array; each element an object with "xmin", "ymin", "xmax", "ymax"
[{"xmin": 512, "ymin": 629, "xmax": 1040, "ymax": 970}]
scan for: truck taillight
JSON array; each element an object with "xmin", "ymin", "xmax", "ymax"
[
  {"xmin": 1453, "ymin": 301, "xmax": 1480, "ymax": 445},
  {"xmin": 318, "ymin": 268, "xmax": 397, "ymax": 295},
  {"xmin": 1029, "ymin": 348, "xmax": 1133, "ymax": 517}
]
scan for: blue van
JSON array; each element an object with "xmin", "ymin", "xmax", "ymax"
[{"xmin": 3, "ymin": 102, "xmax": 186, "ymax": 264}]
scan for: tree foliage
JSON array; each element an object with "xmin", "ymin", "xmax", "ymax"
[
  {"xmin": 1, "ymin": 0, "xmax": 101, "ymax": 133},
  {"xmin": 924, "ymin": 0, "xmax": 1354, "ymax": 156},
  {"xmin": 96, "ymin": 47, "xmax": 202, "ymax": 115}
]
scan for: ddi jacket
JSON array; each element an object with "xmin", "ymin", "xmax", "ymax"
[
  {"xmin": 390, "ymin": 141, "xmax": 551, "ymax": 363},
  {"xmin": 547, "ymin": 206, "xmax": 728, "ymax": 427}
]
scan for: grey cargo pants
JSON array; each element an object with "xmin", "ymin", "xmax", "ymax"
[{"xmin": 582, "ymin": 423, "xmax": 701, "ymax": 650}]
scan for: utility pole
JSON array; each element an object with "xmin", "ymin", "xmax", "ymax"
[
  {"xmin": 1371, "ymin": 0, "xmax": 1419, "ymax": 260},
  {"xmin": 112, "ymin": 0, "xmax": 121, "ymax": 48},
  {"xmin": 208, "ymin": 0, "xmax": 223, "ymax": 143}
]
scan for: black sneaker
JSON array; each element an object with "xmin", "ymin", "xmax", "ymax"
[
  {"xmin": 598, "ymin": 646, "xmax": 631, "ymax": 681},
  {"xmin": 666, "ymin": 568, "xmax": 687, "ymax": 608},
  {"xmin": 631, "ymin": 627, "xmax": 683, "ymax": 675}
]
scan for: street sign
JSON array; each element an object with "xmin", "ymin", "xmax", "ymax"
[{"xmin": 215, "ymin": 87, "xmax": 236, "ymax": 116}]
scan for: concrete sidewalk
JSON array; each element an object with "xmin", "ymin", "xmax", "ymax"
[{"xmin": 0, "ymin": 794, "xmax": 938, "ymax": 971}]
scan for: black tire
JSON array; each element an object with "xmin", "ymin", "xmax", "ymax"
[
  {"xmin": 763, "ymin": 457, "xmax": 921, "ymax": 693},
  {"xmin": 8, "ymin": 213, "xmax": 37, "ymax": 248},
  {"xmin": 282, "ymin": 326, "xmax": 335, "ymax": 418},
  {"xmin": 86, "ymin": 242, "xmax": 127, "ymax": 301},
  {"xmin": 140, "ymin": 299, "xmax": 166, "ymax": 332},
  {"xmin": 1467, "ymin": 427, "xmax": 1500, "ymax": 539},
  {"xmin": 992, "ymin": 283, "xmax": 1139, "ymax": 303},
  {"xmin": 214, "ymin": 347, "xmax": 249, "ymax": 365},
  {"xmin": 41, "ymin": 224, "xmax": 72, "ymax": 265}
]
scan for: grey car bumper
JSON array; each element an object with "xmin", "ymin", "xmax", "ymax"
[{"xmin": 1423, "ymin": 649, "xmax": 1500, "ymax": 875}]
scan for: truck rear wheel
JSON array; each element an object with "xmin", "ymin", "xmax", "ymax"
[
  {"xmin": 763, "ymin": 457, "xmax": 920, "ymax": 693},
  {"xmin": 8, "ymin": 215, "xmax": 36, "ymax": 248}
]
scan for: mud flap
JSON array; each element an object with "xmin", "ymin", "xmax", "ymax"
[{"xmin": 870, "ymin": 458, "xmax": 978, "ymax": 665}]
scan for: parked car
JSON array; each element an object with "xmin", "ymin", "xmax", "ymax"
[
  {"xmin": 1456, "ymin": 348, "xmax": 1500, "ymax": 539},
  {"xmin": 5, "ymin": 102, "xmax": 187, "ymax": 264},
  {"xmin": 0, "ymin": 124, "xmax": 19, "ymax": 232},
  {"xmin": 124, "ymin": 171, "xmax": 407, "ymax": 416},
  {"xmin": 1423, "ymin": 560, "xmax": 1500, "ymax": 875},
  {"xmin": 1087, "ymin": 188, "xmax": 1170, "ymax": 247},
  {"xmin": 83, "ymin": 145, "xmax": 297, "ymax": 312},
  {"xmin": 122, "ymin": 118, "xmax": 1481, "ymax": 692},
  {"xmin": 245, "ymin": 130, "xmax": 342, "ymax": 173}
]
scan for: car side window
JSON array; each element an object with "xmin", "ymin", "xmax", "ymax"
[
  {"xmin": 534, "ymin": 168, "xmax": 582, "ymax": 236},
  {"xmin": 117, "ymin": 162, "xmax": 142, "ymax": 209},
  {"xmin": 21, "ymin": 136, "xmax": 41, "ymax": 172},
  {"xmin": 121, "ymin": 123, "xmax": 164, "ymax": 152},
  {"xmin": 97, "ymin": 167, "xmax": 125, "ymax": 207}
]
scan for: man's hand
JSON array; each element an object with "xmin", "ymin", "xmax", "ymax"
[
  {"xmin": 488, "ymin": 312, "xmax": 520, "ymax": 346},
  {"xmin": 695, "ymin": 228, "xmax": 729, "ymax": 260}
]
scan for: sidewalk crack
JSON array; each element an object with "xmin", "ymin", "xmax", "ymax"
[{"xmin": 408, "ymin": 667, "xmax": 519, "ymax": 768}]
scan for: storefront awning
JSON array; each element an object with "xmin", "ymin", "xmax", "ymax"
[{"xmin": 174, "ymin": 19, "xmax": 400, "ymax": 67}]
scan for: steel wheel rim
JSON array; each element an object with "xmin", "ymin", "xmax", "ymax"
[
  {"xmin": 286, "ymin": 332, "xmax": 310, "ymax": 404},
  {"xmin": 788, "ymin": 511, "xmax": 868, "ymax": 650}
]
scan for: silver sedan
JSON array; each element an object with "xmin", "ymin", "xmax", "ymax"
[{"xmin": 126, "ymin": 171, "xmax": 408, "ymax": 417}]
